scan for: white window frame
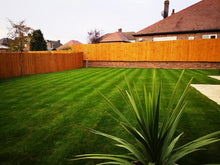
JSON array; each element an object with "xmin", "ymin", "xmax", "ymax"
[
  {"xmin": 202, "ymin": 34, "xmax": 217, "ymax": 39},
  {"xmin": 188, "ymin": 36, "xmax": 195, "ymax": 40},
  {"xmin": 139, "ymin": 38, "xmax": 143, "ymax": 42},
  {"xmin": 130, "ymin": 40, "xmax": 136, "ymax": 43},
  {"xmin": 153, "ymin": 36, "xmax": 177, "ymax": 41}
]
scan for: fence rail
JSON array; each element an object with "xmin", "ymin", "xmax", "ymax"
[
  {"xmin": 0, "ymin": 52, "xmax": 83, "ymax": 79},
  {"xmin": 72, "ymin": 39, "xmax": 220, "ymax": 62}
]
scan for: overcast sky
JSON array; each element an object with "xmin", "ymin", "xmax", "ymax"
[{"xmin": 0, "ymin": 0, "xmax": 200, "ymax": 44}]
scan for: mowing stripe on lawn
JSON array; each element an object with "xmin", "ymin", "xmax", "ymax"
[
  {"xmin": 6, "ymin": 68, "xmax": 127, "ymax": 121},
  {"xmin": 43, "ymin": 69, "xmax": 143, "ymax": 161},
  {"xmin": 7, "ymin": 68, "xmax": 137, "ymax": 160},
  {"xmin": 0, "ymin": 69, "xmax": 115, "ymax": 105},
  {"xmin": 0, "ymin": 69, "xmax": 123, "ymax": 125},
  {"xmin": 0, "ymin": 69, "xmax": 80, "ymax": 88},
  {"xmin": 0, "ymin": 68, "xmax": 106, "ymax": 92},
  {"xmin": 185, "ymin": 69, "xmax": 220, "ymax": 84},
  {"xmin": 0, "ymin": 68, "xmax": 102, "ymax": 95}
]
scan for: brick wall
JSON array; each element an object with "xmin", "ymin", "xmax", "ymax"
[
  {"xmin": 84, "ymin": 61, "xmax": 220, "ymax": 69},
  {"xmin": 136, "ymin": 32, "xmax": 220, "ymax": 42}
]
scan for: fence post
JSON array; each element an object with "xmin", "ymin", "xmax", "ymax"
[
  {"xmin": 86, "ymin": 45, "xmax": 89, "ymax": 68},
  {"xmin": 20, "ymin": 51, "xmax": 23, "ymax": 77}
]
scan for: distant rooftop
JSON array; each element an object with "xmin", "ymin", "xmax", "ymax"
[
  {"xmin": 57, "ymin": 40, "xmax": 82, "ymax": 50},
  {"xmin": 0, "ymin": 45, "xmax": 9, "ymax": 49},
  {"xmin": 99, "ymin": 29, "xmax": 135, "ymax": 43},
  {"xmin": 46, "ymin": 40, "xmax": 62, "ymax": 50},
  {"xmin": 0, "ymin": 38, "xmax": 11, "ymax": 46}
]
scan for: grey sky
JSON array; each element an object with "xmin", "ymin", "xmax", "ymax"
[{"xmin": 0, "ymin": 0, "xmax": 200, "ymax": 44}]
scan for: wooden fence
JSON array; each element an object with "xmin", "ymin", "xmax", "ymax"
[
  {"xmin": 0, "ymin": 51, "xmax": 83, "ymax": 79},
  {"xmin": 72, "ymin": 39, "xmax": 220, "ymax": 62}
]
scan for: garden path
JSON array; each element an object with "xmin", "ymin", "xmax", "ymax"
[{"xmin": 191, "ymin": 76, "xmax": 220, "ymax": 105}]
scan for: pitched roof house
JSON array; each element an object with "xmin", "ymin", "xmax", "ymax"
[
  {"xmin": 0, "ymin": 38, "xmax": 11, "ymax": 46},
  {"xmin": 134, "ymin": 0, "xmax": 220, "ymax": 42},
  {"xmin": 57, "ymin": 40, "xmax": 82, "ymax": 50},
  {"xmin": 0, "ymin": 38, "xmax": 11, "ymax": 52},
  {"xmin": 99, "ymin": 29, "xmax": 135, "ymax": 43},
  {"xmin": 46, "ymin": 40, "xmax": 62, "ymax": 50},
  {"xmin": 0, "ymin": 45, "xmax": 9, "ymax": 53}
]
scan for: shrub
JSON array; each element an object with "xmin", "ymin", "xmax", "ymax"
[{"xmin": 72, "ymin": 70, "xmax": 220, "ymax": 165}]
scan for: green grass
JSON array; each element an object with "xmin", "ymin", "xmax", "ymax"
[{"xmin": 0, "ymin": 68, "xmax": 219, "ymax": 165}]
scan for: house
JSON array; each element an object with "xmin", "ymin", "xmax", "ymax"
[
  {"xmin": 23, "ymin": 43, "xmax": 30, "ymax": 52},
  {"xmin": 134, "ymin": 0, "xmax": 220, "ymax": 42},
  {"xmin": 0, "ymin": 38, "xmax": 11, "ymax": 52},
  {"xmin": 0, "ymin": 37, "xmax": 31, "ymax": 52},
  {"xmin": 46, "ymin": 40, "xmax": 62, "ymax": 50},
  {"xmin": 99, "ymin": 29, "xmax": 135, "ymax": 43},
  {"xmin": 24, "ymin": 39, "xmax": 62, "ymax": 51},
  {"xmin": 0, "ymin": 45, "xmax": 9, "ymax": 53},
  {"xmin": 57, "ymin": 40, "xmax": 82, "ymax": 50},
  {"xmin": 0, "ymin": 38, "xmax": 11, "ymax": 46}
]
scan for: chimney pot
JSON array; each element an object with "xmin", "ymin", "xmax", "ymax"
[
  {"xmin": 164, "ymin": 0, "xmax": 169, "ymax": 19},
  {"xmin": 118, "ymin": 28, "xmax": 122, "ymax": 33},
  {"xmin": 172, "ymin": 9, "xmax": 175, "ymax": 15}
]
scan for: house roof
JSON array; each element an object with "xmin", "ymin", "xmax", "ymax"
[
  {"xmin": 135, "ymin": 0, "xmax": 220, "ymax": 36},
  {"xmin": 122, "ymin": 32, "xmax": 136, "ymax": 40},
  {"xmin": 46, "ymin": 40, "xmax": 62, "ymax": 49},
  {"xmin": 99, "ymin": 31, "xmax": 135, "ymax": 43},
  {"xmin": 57, "ymin": 40, "xmax": 82, "ymax": 50},
  {"xmin": 0, "ymin": 38, "xmax": 11, "ymax": 46},
  {"xmin": 0, "ymin": 44, "xmax": 9, "ymax": 49}
]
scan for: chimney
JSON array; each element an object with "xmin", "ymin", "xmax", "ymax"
[
  {"xmin": 118, "ymin": 28, "xmax": 122, "ymax": 33},
  {"xmin": 172, "ymin": 9, "xmax": 175, "ymax": 15},
  {"xmin": 164, "ymin": 0, "xmax": 169, "ymax": 19}
]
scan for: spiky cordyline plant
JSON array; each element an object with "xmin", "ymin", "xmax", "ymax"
[{"xmin": 71, "ymin": 70, "xmax": 220, "ymax": 165}]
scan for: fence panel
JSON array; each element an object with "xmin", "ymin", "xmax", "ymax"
[
  {"xmin": 0, "ymin": 52, "xmax": 83, "ymax": 79},
  {"xmin": 72, "ymin": 39, "xmax": 220, "ymax": 62},
  {"xmin": 0, "ymin": 53, "xmax": 21, "ymax": 78}
]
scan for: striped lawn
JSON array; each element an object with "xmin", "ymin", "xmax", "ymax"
[{"xmin": 0, "ymin": 68, "xmax": 219, "ymax": 165}]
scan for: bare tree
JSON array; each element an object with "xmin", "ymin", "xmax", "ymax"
[
  {"xmin": 8, "ymin": 19, "xmax": 33, "ymax": 52},
  {"xmin": 7, "ymin": 19, "xmax": 33, "ymax": 76},
  {"xmin": 87, "ymin": 29, "xmax": 101, "ymax": 44}
]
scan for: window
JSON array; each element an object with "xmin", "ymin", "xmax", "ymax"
[
  {"xmin": 153, "ymin": 36, "xmax": 177, "ymax": 41},
  {"xmin": 202, "ymin": 34, "xmax": 217, "ymax": 39},
  {"xmin": 139, "ymin": 38, "xmax": 143, "ymax": 42},
  {"xmin": 130, "ymin": 40, "xmax": 136, "ymax": 43},
  {"xmin": 188, "ymin": 36, "xmax": 194, "ymax": 40}
]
